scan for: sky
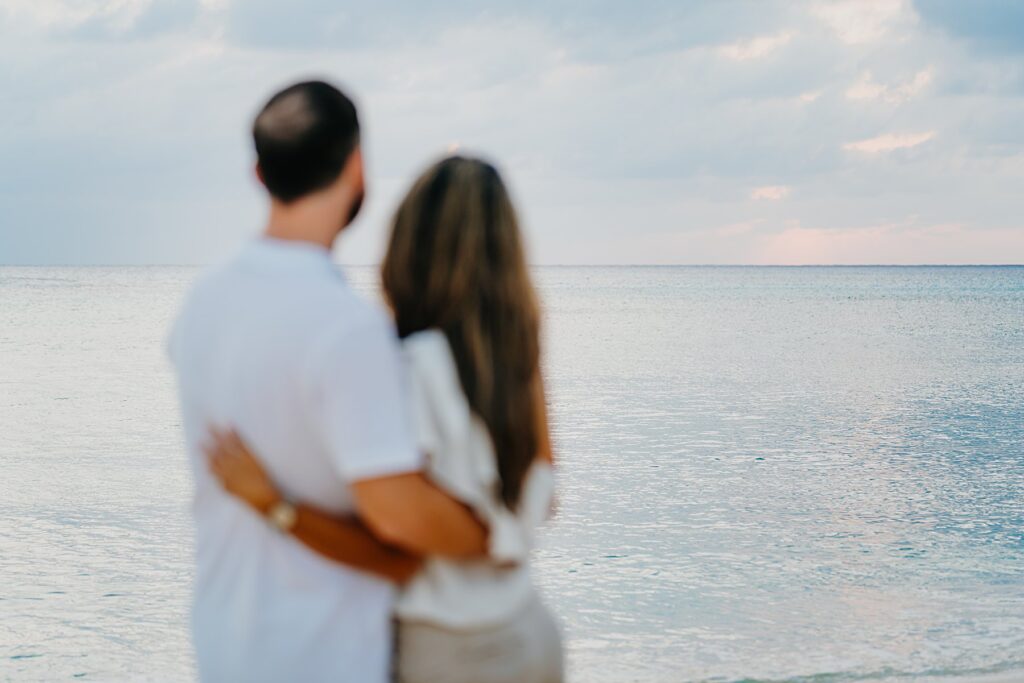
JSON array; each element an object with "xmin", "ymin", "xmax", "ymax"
[{"xmin": 1, "ymin": 0, "xmax": 1024, "ymax": 265}]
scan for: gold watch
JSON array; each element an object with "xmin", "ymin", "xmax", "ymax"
[{"xmin": 266, "ymin": 500, "xmax": 298, "ymax": 533}]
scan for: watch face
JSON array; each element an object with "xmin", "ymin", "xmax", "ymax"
[{"xmin": 269, "ymin": 502, "xmax": 297, "ymax": 531}]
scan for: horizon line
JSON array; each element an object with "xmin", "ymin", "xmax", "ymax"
[{"xmin": 2, "ymin": 263, "xmax": 1023, "ymax": 268}]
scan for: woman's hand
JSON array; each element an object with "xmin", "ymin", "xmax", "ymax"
[{"xmin": 203, "ymin": 428, "xmax": 282, "ymax": 515}]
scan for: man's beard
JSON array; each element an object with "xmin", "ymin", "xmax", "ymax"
[{"xmin": 344, "ymin": 188, "xmax": 365, "ymax": 228}]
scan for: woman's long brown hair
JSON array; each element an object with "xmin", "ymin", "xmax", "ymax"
[{"xmin": 381, "ymin": 156, "xmax": 542, "ymax": 509}]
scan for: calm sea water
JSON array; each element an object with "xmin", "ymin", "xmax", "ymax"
[{"xmin": 1, "ymin": 266, "xmax": 1022, "ymax": 682}]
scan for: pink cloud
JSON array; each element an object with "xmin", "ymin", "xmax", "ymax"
[
  {"xmin": 843, "ymin": 131, "xmax": 935, "ymax": 153},
  {"xmin": 751, "ymin": 185, "xmax": 791, "ymax": 201},
  {"xmin": 751, "ymin": 223, "xmax": 1024, "ymax": 265},
  {"xmin": 718, "ymin": 32, "xmax": 794, "ymax": 61},
  {"xmin": 846, "ymin": 68, "xmax": 934, "ymax": 104},
  {"xmin": 583, "ymin": 221, "xmax": 1024, "ymax": 265}
]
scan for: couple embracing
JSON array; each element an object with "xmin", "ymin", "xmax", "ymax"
[{"xmin": 168, "ymin": 80, "xmax": 563, "ymax": 683}]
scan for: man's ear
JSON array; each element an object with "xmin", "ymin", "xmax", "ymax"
[
  {"xmin": 343, "ymin": 145, "xmax": 364, "ymax": 185},
  {"xmin": 255, "ymin": 163, "xmax": 266, "ymax": 187}
]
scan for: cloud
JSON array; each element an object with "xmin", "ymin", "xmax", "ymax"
[
  {"xmin": 751, "ymin": 186, "xmax": 791, "ymax": 201},
  {"xmin": 222, "ymin": 0, "xmax": 783, "ymax": 58},
  {"xmin": 811, "ymin": 0, "xmax": 915, "ymax": 45},
  {"xmin": 843, "ymin": 131, "xmax": 936, "ymax": 153},
  {"xmin": 846, "ymin": 67, "xmax": 934, "ymax": 103},
  {"xmin": 1, "ymin": 0, "xmax": 1023, "ymax": 265},
  {"xmin": 0, "ymin": 0, "xmax": 199, "ymax": 39},
  {"xmin": 718, "ymin": 31, "xmax": 794, "ymax": 61}
]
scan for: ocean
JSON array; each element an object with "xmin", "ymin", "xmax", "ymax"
[{"xmin": 1, "ymin": 265, "xmax": 1022, "ymax": 682}]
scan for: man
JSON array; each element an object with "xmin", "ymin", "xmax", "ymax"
[{"xmin": 168, "ymin": 80, "xmax": 486, "ymax": 682}]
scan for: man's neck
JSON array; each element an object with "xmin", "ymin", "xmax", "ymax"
[
  {"xmin": 262, "ymin": 193, "xmax": 352, "ymax": 250},
  {"xmin": 263, "ymin": 222, "xmax": 334, "ymax": 250}
]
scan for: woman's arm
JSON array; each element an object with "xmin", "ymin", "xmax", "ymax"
[
  {"xmin": 278, "ymin": 503, "xmax": 421, "ymax": 584},
  {"xmin": 205, "ymin": 429, "xmax": 422, "ymax": 584}
]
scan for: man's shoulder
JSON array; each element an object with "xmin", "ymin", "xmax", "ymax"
[
  {"xmin": 181, "ymin": 253, "xmax": 357, "ymax": 314},
  {"xmin": 167, "ymin": 261, "xmax": 239, "ymax": 363},
  {"xmin": 299, "ymin": 288, "xmax": 404, "ymax": 394},
  {"xmin": 309, "ymin": 296, "xmax": 396, "ymax": 357},
  {"xmin": 306, "ymin": 277, "xmax": 378, "ymax": 319},
  {"xmin": 177, "ymin": 256, "xmax": 246, "ymax": 310}
]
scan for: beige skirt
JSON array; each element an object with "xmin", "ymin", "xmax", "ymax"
[{"xmin": 396, "ymin": 596, "xmax": 564, "ymax": 683}]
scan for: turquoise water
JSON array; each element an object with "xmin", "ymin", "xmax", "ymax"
[{"xmin": 1, "ymin": 266, "xmax": 1022, "ymax": 682}]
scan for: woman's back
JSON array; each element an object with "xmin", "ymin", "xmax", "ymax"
[{"xmin": 395, "ymin": 329, "xmax": 554, "ymax": 629}]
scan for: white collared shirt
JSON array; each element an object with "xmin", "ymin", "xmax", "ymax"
[{"xmin": 168, "ymin": 238, "xmax": 422, "ymax": 683}]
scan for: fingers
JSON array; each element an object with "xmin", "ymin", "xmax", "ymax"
[
  {"xmin": 202, "ymin": 426, "xmax": 239, "ymax": 457},
  {"xmin": 209, "ymin": 450, "xmax": 230, "ymax": 481},
  {"xmin": 202, "ymin": 425, "xmax": 244, "ymax": 482},
  {"xmin": 209, "ymin": 428, "xmax": 247, "ymax": 460},
  {"xmin": 227, "ymin": 429, "xmax": 245, "ymax": 451},
  {"xmin": 203, "ymin": 443, "xmax": 231, "ymax": 487},
  {"xmin": 202, "ymin": 425, "xmax": 271, "ymax": 493},
  {"xmin": 224, "ymin": 431, "xmax": 264, "ymax": 473},
  {"xmin": 202, "ymin": 426, "xmax": 224, "ymax": 456}
]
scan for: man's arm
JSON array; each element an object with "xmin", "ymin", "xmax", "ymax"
[
  {"xmin": 349, "ymin": 368, "xmax": 553, "ymax": 560},
  {"xmin": 306, "ymin": 314, "xmax": 487, "ymax": 559},
  {"xmin": 351, "ymin": 472, "xmax": 488, "ymax": 558}
]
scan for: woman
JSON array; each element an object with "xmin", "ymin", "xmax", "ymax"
[{"xmin": 205, "ymin": 155, "xmax": 563, "ymax": 683}]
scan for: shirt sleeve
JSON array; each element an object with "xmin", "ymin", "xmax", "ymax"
[
  {"xmin": 306, "ymin": 311, "xmax": 424, "ymax": 483},
  {"xmin": 405, "ymin": 348, "xmax": 443, "ymax": 459},
  {"xmin": 402, "ymin": 331, "xmax": 476, "ymax": 501}
]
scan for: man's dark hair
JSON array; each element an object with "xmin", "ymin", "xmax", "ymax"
[{"xmin": 252, "ymin": 80, "xmax": 360, "ymax": 203}]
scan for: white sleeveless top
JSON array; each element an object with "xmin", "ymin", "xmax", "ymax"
[{"xmin": 395, "ymin": 330, "xmax": 554, "ymax": 629}]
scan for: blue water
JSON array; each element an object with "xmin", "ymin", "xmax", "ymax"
[{"xmin": 1, "ymin": 266, "xmax": 1022, "ymax": 682}]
